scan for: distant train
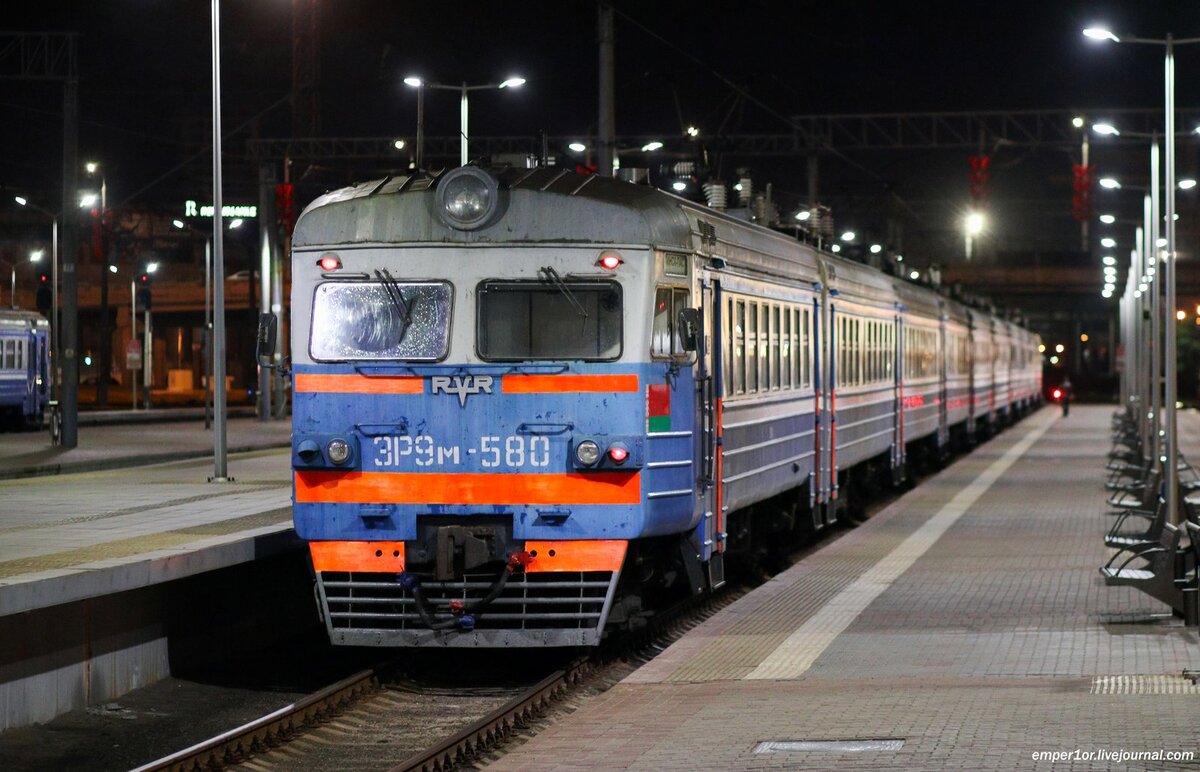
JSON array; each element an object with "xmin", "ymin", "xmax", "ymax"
[
  {"xmin": 0, "ymin": 309, "xmax": 50, "ymax": 430},
  {"xmin": 271, "ymin": 165, "xmax": 1042, "ymax": 648}
]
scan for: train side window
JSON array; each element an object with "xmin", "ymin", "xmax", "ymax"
[
  {"xmin": 885, "ymin": 323, "xmax": 894, "ymax": 380},
  {"xmin": 770, "ymin": 305, "xmax": 781, "ymax": 390},
  {"xmin": 651, "ymin": 286, "xmax": 691, "ymax": 359},
  {"xmin": 801, "ymin": 306, "xmax": 811, "ymax": 389},
  {"xmin": 758, "ymin": 304, "xmax": 768, "ymax": 390},
  {"xmin": 869, "ymin": 321, "xmax": 877, "ymax": 383},
  {"xmin": 781, "ymin": 306, "xmax": 791, "ymax": 390},
  {"xmin": 795, "ymin": 308, "xmax": 804, "ymax": 389},
  {"xmin": 729, "ymin": 298, "xmax": 739, "ymax": 396},
  {"xmin": 746, "ymin": 301, "xmax": 758, "ymax": 392},
  {"xmin": 854, "ymin": 318, "xmax": 862, "ymax": 386},
  {"xmin": 2, "ymin": 339, "xmax": 12, "ymax": 370},
  {"xmin": 16, "ymin": 340, "xmax": 23, "ymax": 371}
]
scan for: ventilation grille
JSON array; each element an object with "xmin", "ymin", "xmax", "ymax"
[{"xmin": 319, "ymin": 570, "xmax": 614, "ymax": 631}]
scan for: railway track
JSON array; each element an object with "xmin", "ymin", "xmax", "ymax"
[
  {"xmin": 132, "ymin": 511, "xmax": 865, "ymax": 772},
  {"xmin": 130, "ymin": 582, "xmax": 741, "ymax": 772}
]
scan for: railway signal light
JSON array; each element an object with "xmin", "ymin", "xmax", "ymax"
[
  {"xmin": 1072, "ymin": 163, "xmax": 1094, "ymax": 223},
  {"xmin": 135, "ymin": 273, "xmax": 152, "ymax": 311},
  {"xmin": 968, "ymin": 154, "xmax": 991, "ymax": 204},
  {"xmin": 36, "ymin": 274, "xmax": 51, "ymax": 315}
]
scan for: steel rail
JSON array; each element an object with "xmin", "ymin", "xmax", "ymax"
[
  {"xmin": 129, "ymin": 668, "xmax": 378, "ymax": 772},
  {"xmin": 388, "ymin": 659, "xmax": 592, "ymax": 772}
]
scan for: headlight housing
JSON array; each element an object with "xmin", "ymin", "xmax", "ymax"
[
  {"xmin": 326, "ymin": 438, "xmax": 352, "ymax": 465},
  {"xmin": 435, "ymin": 166, "xmax": 501, "ymax": 230},
  {"xmin": 574, "ymin": 440, "xmax": 601, "ymax": 466}
]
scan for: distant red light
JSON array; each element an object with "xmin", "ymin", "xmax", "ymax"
[
  {"xmin": 318, "ymin": 256, "xmax": 341, "ymax": 271},
  {"xmin": 1052, "ymin": 388, "xmax": 1062, "ymax": 400},
  {"xmin": 608, "ymin": 445, "xmax": 629, "ymax": 464}
]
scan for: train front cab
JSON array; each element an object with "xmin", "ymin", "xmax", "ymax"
[{"xmin": 288, "ymin": 227, "xmax": 720, "ymax": 646}]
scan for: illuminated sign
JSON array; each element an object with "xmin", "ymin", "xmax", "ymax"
[{"xmin": 184, "ymin": 200, "xmax": 258, "ymax": 218}]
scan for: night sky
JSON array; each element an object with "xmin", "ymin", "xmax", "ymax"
[{"xmin": 4, "ymin": 1, "xmax": 1200, "ymax": 258}]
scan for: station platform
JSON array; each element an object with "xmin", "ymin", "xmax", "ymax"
[
  {"xmin": 0, "ymin": 411, "xmax": 290, "ymax": 480},
  {"xmin": 490, "ymin": 405, "xmax": 1200, "ymax": 771},
  {"xmin": 0, "ymin": 421, "xmax": 296, "ymax": 729},
  {"xmin": 0, "ymin": 445, "xmax": 294, "ymax": 618}
]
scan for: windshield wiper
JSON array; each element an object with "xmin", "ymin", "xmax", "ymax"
[
  {"xmin": 375, "ymin": 268, "xmax": 414, "ymax": 345},
  {"xmin": 537, "ymin": 266, "xmax": 588, "ymax": 322}
]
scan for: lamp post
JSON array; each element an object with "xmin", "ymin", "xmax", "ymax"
[
  {"xmin": 210, "ymin": 0, "xmax": 230, "ymax": 482},
  {"xmin": 15, "ymin": 197, "xmax": 59, "ymax": 402},
  {"xmin": 1093, "ymin": 125, "xmax": 1165, "ymax": 473},
  {"xmin": 404, "ymin": 75, "xmax": 525, "ymax": 167},
  {"xmin": 1085, "ymin": 26, "xmax": 1200, "ymax": 527},
  {"xmin": 1, "ymin": 252, "xmax": 41, "ymax": 309}
]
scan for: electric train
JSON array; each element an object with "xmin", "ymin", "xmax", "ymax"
[{"xmin": 276, "ymin": 165, "xmax": 1042, "ymax": 647}]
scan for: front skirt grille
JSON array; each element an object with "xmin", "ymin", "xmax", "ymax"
[{"xmin": 316, "ymin": 570, "xmax": 619, "ymax": 639}]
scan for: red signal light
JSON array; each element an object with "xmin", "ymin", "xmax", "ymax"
[
  {"xmin": 607, "ymin": 445, "xmax": 629, "ymax": 464},
  {"xmin": 1052, "ymin": 388, "xmax": 1062, "ymax": 400},
  {"xmin": 318, "ymin": 255, "xmax": 342, "ymax": 271}
]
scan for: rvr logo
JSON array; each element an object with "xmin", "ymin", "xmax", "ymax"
[{"xmin": 431, "ymin": 375, "xmax": 494, "ymax": 407}]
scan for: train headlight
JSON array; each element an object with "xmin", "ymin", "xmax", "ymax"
[
  {"xmin": 326, "ymin": 438, "xmax": 352, "ymax": 465},
  {"xmin": 436, "ymin": 166, "xmax": 500, "ymax": 230},
  {"xmin": 575, "ymin": 440, "xmax": 601, "ymax": 466}
]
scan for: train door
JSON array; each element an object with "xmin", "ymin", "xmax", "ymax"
[
  {"xmin": 893, "ymin": 310, "xmax": 905, "ymax": 481},
  {"xmin": 937, "ymin": 305, "xmax": 949, "ymax": 449},
  {"xmin": 695, "ymin": 270, "xmax": 724, "ymax": 589},
  {"xmin": 966, "ymin": 312, "xmax": 978, "ymax": 440},
  {"xmin": 813, "ymin": 259, "xmax": 835, "ymax": 525}
]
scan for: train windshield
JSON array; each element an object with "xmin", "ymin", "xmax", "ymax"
[
  {"xmin": 310, "ymin": 280, "xmax": 452, "ymax": 361},
  {"xmin": 476, "ymin": 280, "xmax": 622, "ymax": 361}
]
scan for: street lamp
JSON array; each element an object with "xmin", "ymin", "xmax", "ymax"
[
  {"xmin": 963, "ymin": 211, "xmax": 985, "ymax": 260},
  {"xmin": 404, "ymin": 75, "xmax": 526, "ymax": 168},
  {"xmin": 1085, "ymin": 26, "xmax": 1200, "ymax": 527}
]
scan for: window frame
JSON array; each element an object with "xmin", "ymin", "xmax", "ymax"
[
  {"xmin": 309, "ymin": 279, "xmax": 455, "ymax": 363},
  {"xmin": 476, "ymin": 278, "xmax": 624, "ymax": 363},
  {"xmin": 650, "ymin": 284, "xmax": 693, "ymax": 361}
]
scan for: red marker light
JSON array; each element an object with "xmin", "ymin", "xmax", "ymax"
[
  {"xmin": 318, "ymin": 255, "xmax": 342, "ymax": 271},
  {"xmin": 608, "ymin": 445, "xmax": 629, "ymax": 464},
  {"xmin": 1052, "ymin": 388, "xmax": 1062, "ymax": 400},
  {"xmin": 597, "ymin": 251, "xmax": 622, "ymax": 270}
]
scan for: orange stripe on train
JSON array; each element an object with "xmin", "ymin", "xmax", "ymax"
[
  {"xmin": 294, "ymin": 373, "xmax": 422, "ymax": 394},
  {"xmin": 310, "ymin": 540, "xmax": 406, "ymax": 572},
  {"xmin": 502, "ymin": 374, "xmax": 639, "ymax": 393},
  {"xmin": 524, "ymin": 540, "xmax": 627, "ymax": 573},
  {"xmin": 295, "ymin": 471, "xmax": 641, "ymax": 506}
]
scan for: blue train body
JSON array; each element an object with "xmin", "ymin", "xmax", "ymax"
[
  {"xmin": 283, "ymin": 166, "xmax": 1041, "ymax": 647},
  {"xmin": 0, "ymin": 309, "xmax": 50, "ymax": 429}
]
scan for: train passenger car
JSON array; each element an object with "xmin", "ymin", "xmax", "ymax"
[
  {"xmin": 0, "ymin": 309, "xmax": 50, "ymax": 430},
  {"xmin": 278, "ymin": 166, "xmax": 1041, "ymax": 648},
  {"xmin": 819, "ymin": 257, "xmax": 902, "ymax": 510},
  {"xmin": 943, "ymin": 298, "xmax": 973, "ymax": 446}
]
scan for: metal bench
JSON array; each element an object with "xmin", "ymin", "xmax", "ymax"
[{"xmin": 1101, "ymin": 522, "xmax": 1185, "ymax": 611}]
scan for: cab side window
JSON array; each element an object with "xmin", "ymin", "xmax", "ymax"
[{"xmin": 651, "ymin": 286, "xmax": 691, "ymax": 358}]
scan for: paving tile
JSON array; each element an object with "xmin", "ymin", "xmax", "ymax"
[{"xmin": 490, "ymin": 407, "xmax": 1200, "ymax": 770}]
